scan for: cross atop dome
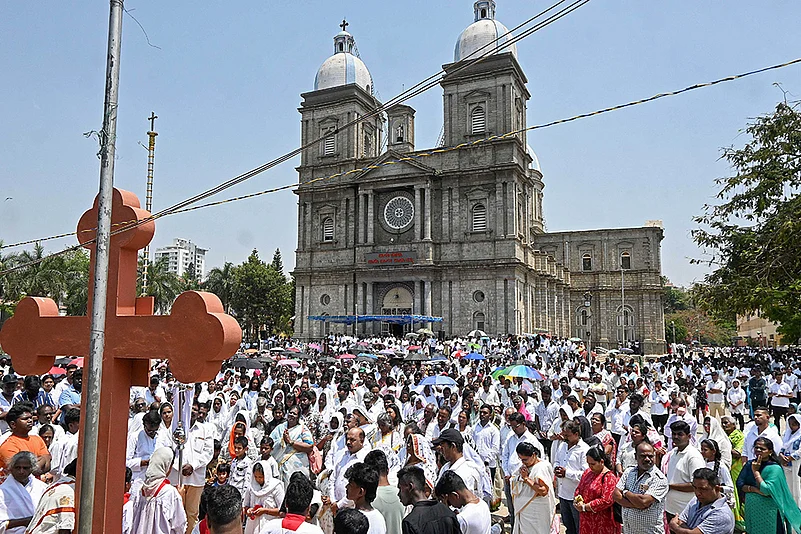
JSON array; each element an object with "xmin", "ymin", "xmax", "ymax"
[
  {"xmin": 474, "ymin": 0, "xmax": 496, "ymax": 21},
  {"xmin": 340, "ymin": 19, "xmax": 349, "ymax": 32}
]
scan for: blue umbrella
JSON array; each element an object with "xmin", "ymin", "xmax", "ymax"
[
  {"xmin": 357, "ymin": 353, "xmax": 377, "ymax": 359},
  {"xmin": 464, "ymin": 352, "xmax": 485, "ymax": 360},
  {"xmin": 418, "ymin": 375, "xmax": 458, "ymax": 387}
]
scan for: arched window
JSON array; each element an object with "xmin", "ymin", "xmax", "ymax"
[
  {"xmin": 620, "ymin": 251, "xmax": 631, "ymax": 270},
  {"xmin": 577, "ymin": 309, "xmax": 588, "ymax": 326},
  {"xmin": 321, "ymin": 217, "xmax": 334, "ymax": 242},
  {"xmin": 481, "ymin": 8, "xmax": 487, "ymax": 18},
  {"xmin": 338, "ymin": 43, "xmax": 344, "ymax": 52},
  {"xmin": 472, "ymin": 203, "xmax": 487, "ymax": 231},
  {"xmin": 582, "ymin": 253, "xmax": 592, "ymax": 271},
  {"xmin": 471, "ymin": 107, "xmax": 486, "ymax": 134},
  {"xmin": 473, "ymin": 312, "xmax": 485, "ymax": 331}
]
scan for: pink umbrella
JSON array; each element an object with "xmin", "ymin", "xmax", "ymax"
[
  {"xmin": 308, "ymin": 343, "xmax": 322, "ymax": 350},
  {"xmin": 70, "ymin": 357, "xmax": 84, "ymax": 367},
  {"xmin": 337, "ymin": 353, "xmax": 356, "ymax": 360},
  {"xmin": 277, "ymin": 359, "xmax": 300, "ymax": 367},
  {"xmin": 286, "ymin": 347, "xmax": 301, "ymax": 352},
  {"xmin": 48, "ymin": 366, "xmax": 66, "ymax": 376},
  {"xmin": 408, "ymin": 345, "xmax": 421, "ymax": 351}
]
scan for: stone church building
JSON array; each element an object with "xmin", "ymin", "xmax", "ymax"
[{"xmin": 292, "ymin": 1, "xmax": 666, "ymax": 354}]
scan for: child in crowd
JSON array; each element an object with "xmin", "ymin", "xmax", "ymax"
[{"xmin": 229, "ymin": 436, "xmax": 253, "ymax": 497}]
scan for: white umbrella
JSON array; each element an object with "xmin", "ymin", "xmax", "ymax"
[{"xmin": 467, "ymin": 329, "xmax": 487, "ymax": 338}]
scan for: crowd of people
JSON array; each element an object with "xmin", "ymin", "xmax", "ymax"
[{"xmin": 2, "ymin": 334, "xmax": 801, "ymax": 534}]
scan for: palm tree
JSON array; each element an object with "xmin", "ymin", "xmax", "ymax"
[
  {"xmin": 137, "ymin": 255, "xmax": 182, "ymax": 314},
  {"xmin": 0, "ymin": 241, "xmax": 20, "ymax": 324},
  {"xmin": 16, "ymin": 243, "xmax": 67, "ymax": 299},
  {"xmin": 203, "ymin": 261, "xmax": 235, "ymax": 314}
]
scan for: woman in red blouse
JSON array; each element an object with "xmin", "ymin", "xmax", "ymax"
[{"xmin": 574, "ymin": 446, "xmax": 621, "ymax": 534}]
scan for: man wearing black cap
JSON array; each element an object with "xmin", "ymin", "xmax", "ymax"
[{"xmin": 432, "ymin": 429, "xmax": 483, "ymax": 496}]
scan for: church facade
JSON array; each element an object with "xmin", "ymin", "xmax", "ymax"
[{"xmin": 292, "ymin": 1, "xmax": 667, "ymax": 354}]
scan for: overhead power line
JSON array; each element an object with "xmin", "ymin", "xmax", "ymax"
[{"xmin": 2, "ymin": 54, "xmax": 800, "ymax": 273}]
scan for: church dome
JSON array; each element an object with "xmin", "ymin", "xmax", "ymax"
[
  {"xmin": 314, "ymin": 24, "xmax": 374, "ymax": 95},
  {"xmin": 527, "ymin": 144, "xmax": 541, "ymax": 172},
  {"xmin": 454, "ymin": 1, "xmax": 517, "ymax": 62}
]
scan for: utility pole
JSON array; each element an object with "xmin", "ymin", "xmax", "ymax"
[
  {"xmin": 79, "ymin": 1, "xmax": 124, "ymax": 532},
  {"xmin": 141, "ymin": 111, "xmax": 158, "ymax": 293},
  {"xmin": 620, "ymin": 265, "xmax": 626, "ymax": 347}
]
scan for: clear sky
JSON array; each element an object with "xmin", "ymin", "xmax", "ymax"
[{"xmin": 2, "ymin": 1, "xmax": 800, "ymax": 286}]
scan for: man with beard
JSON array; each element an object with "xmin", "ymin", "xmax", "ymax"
[
  {"xmin": 125, "ymin": 408, "xmax": 174, "ymax": 481},
  {"xmin": 0, "ymin": 403, "xmax": 51, "ymax": 475}
]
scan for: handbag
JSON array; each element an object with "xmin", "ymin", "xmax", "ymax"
[
  {"xmin": 602, "ymin": 472, "xmax": 623, "ymax": 524},
  {"xmin": 308, "ymin": 445, "xmax": 323, "ymax": 475}
]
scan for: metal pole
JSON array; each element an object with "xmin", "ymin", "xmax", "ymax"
[
  {"xmin": 79, "ymin": 1, "xmax": 124, "ymax": 532},
  {"xmin": 621, "ymin": 266, "xmax": 625, "ymax": 346},
  {"xmin": 141, "ymin": 112, "xmax": 158, "ymax": 294}
]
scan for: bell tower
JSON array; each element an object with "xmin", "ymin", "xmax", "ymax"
[{"xmin": 387, "ymin": 104, "xmax": 415, "ymax": 154}]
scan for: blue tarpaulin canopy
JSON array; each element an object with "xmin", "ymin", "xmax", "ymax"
[{"xmin": 308, "ymin": 315, "xmax": 443, "ymax": 325}]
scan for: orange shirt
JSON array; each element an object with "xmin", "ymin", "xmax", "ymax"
[{"xmin": 0, "ymin": 434, "xmax": 49, "ymax": 469}]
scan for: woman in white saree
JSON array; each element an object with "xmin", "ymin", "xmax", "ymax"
[{"xmin": 510, "ymin": 441, "xmax": 556, "ymax": 534}]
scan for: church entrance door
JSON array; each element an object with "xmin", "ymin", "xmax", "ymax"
[{"xmin": 381, "ymin": 286, "xmax": 414, "ymax": 337}]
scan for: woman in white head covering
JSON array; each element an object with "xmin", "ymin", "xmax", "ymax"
[
  {"xmin": 780, "ymin": 413, "xmax": 801, "ymax": 505},
  {"xmin": 244, "ymin": 460, "xmax": 285, "ymax": 534},
  {"xmin": 129, "ymin": 447, "xmax": 187, "ymax": 534},
  {"xmin": 207, "ymin": 392, "xmax": 229, "ymax": 441},
  {"xmin": 702, "ymin": 415, "xmax": 732, "ymax": 470}
]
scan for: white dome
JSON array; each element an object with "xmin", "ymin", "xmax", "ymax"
[
  {"xmin": 454, "ymin": 18, "xmax": 517, "ymax": 62},
  {"xmin": 313, "ymin": 26, "xmax": 374, "ymax": 94},
  {"xmin": 314, "ymin": 53, "xmax": 374, "ymax": 93},
  {"xmin": 527, "ymin": 144, "xmax": 541, "ymax": 172}
]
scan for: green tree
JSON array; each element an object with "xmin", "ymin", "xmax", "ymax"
[
  {"xmin": 229, "ymin": 249, "xmax": 292, "ymax": 340},
  {"xmin": 204, "ymin": 262, "xmax": 235, "ymax": 314},
  {"xmin": 62, "ymin": 248, "xmax": 90, "ymax": 315},
  {"xmin": 180, "ymin": 262, "xmax": 202, "ymax": 292},
  {"xmin": 0, "ymin": 241, "xmax": 20, "ymax": 324},
  {"xmin": 271, "ymin": 249, "xmax": 285, "ymax": 281},
  {"xmin": 692, "ymin": 100, "xmax": 801, "ymax": 343},
  {"xmin": 137, "ymin": 255, "xmax": 182, "ymax": 314}
]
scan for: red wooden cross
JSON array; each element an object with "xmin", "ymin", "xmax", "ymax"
[{"xmin": 0, "ymin": 188, "xmax": 241, "ymax": 533}]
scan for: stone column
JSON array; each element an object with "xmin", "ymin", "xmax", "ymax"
[
  {"xmin": 508, "ymin": 182, "xmax": 517, "ymax": 237},
  {"xmin": 425, "ymin": 280, "xmax": 433, "ymax": 321},
  {"xmin": 366, "ymin": 282, "xmax": 374, "ymax": 335},
  {"xmin": 442, "ymin": 188, "xmax": 450, "ymax": 242},
  {"xmin": 424, "ymin": 185, "xmax": 432, "ymax": 240},
  {"xmin": 496, "ymin": 183, "xmax": 505, "ymax": 237},
  {"xmin": 414, "ymin": 188, "xmax": 422, "ymax": 241},
  {"xmin": 357, "ymin": 194, "xmax": 365, "ymax": 245},
  {"xmin": 367, "ymin": 191, "xmax": 375, "ymax": 244}
]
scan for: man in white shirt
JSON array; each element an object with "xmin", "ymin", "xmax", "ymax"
[
  {"xmin": 472, "ymin": 404, "xmax": 500, "ymax": 480},
  {"xmin": 170, "ymin": 400, "xmax": 214, "ymax": 534},
  {"xmin": 125, "ymin": 409, "xmax": 174, "ymax": 481},
  {"xmin": 143, "ymin": 375, "xmax": 166, "ymax": 406},
  {"xmin": 663, "ymin": 421, "xmax": 706, "ymax": 523},
  {"xmin": 435, "ymin": 470, "xmax": 492, "ymax": 534},
  {"xmin": 649, "ymin": 380, "xmax": 670, "ymax": 434},
  {"xmin": 769, "ymin": 370, "xmax": 794, "ymax": 428},
  {"xmin": 553, "ymin": 420, "xmax": 589, "ymax": 534},
  {"xmin": 324, "ymin": 427, "xmax": 371, "ymax": 512},
  {"xmin": 706, "ymin": 371, "xmax": 727, "ymax": 419},
  {"xmin": 433, "ymin": 429, "xmax": 484, "ymax": 497},
  {"xmin": 743, "ymin": 407, "xmax": 783, "ymax": 460},
  {"xmin": 605, "ymin": 386, "xmax": 630, "ymax": 445}
]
